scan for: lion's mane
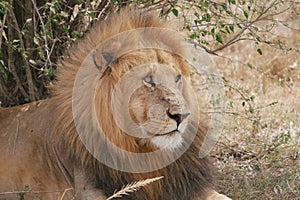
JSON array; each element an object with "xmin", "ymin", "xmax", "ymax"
[{"xmin": 50, "ymin": 9, "xmax": 214, "ymax": 200}]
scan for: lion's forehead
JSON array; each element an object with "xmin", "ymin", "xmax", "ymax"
[{"xmin": 147, "ymin": 66, "xmax": 182, "ymax": 84}]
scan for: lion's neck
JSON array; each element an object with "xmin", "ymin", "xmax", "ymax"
[{"xmin": 87, "ymin": 134, "xmax": 213, "ymax": 200}]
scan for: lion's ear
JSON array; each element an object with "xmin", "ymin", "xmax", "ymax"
[
  {"xmin": 92, "ymin": 50, "xmax": 114, "ymax": 79},
  {"xmin": 93, "ymin": 50, "xmax": 115, "ymax": 71},
  {"xmin": 92, "ymin": 41, "xmax": 122, "ymax": 72}
]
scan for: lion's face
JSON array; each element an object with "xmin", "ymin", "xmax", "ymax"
[
  {"xmin": 127, "ymin": 64, "xmax": 191, "ymax": 150},
  {"xmin": 94, "ymin": 49, "xmax": 199, "ymax": 154}
]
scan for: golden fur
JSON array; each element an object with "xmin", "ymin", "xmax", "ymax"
[{"xmin": 0, "ymin": 9, "xmax": 231, "ymax": 200}]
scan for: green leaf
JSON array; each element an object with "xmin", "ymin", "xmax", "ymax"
[
  {"xmin": 247, "ymin": 63, "xmax": 253, "ymax": 69},
  {"xmin": 243, "ymin": 11, "xmax": 249, "ymax": 19},
  {"xmin": 189, "ymin": 32, "xmax": 198, "ymax": 39},
  {"xmin": 63, "ymin": 25, "xmax": 68, "ymax": 32},
  {"xmin": 88, "ymin": 11, "xmax": 95, "ymax": 19},
  {"xmin": 229, "ymin": 25, "xmax": 234, "ymax": 32},
  {"xmin": 71, "ymin": 30, "xmax": 82, "ymax": 39},
  {"xmin": 200, "ymin": 39, "xmax": 209, "ymax": 45},
  {"xmin": 228, "ymin": 0, "xmax": 236, "ymax": 4},
  {"xmin": 220, "ymin": 2, "xmax": 227, "ymax": 10},
  {"xmin": 216, "ymin": 34, "xmax": 223, "ymax": 44},
  {"xmin": 202, "ymin": 13, "xmax": 211, "ymax": 22},
  {"xmin": 185, "ymin": 25, "xmax": 191, "ymax": 31},
  {"xmin": 200, "ymin": 29, "xmax": 208, "ymax": 36},
  {"xmin": 50, "ymin": 6, "xmax": 56, "ymax": 14},
  {"xmin": 54, "ymin": 2, "xmax": 62, "ymax": 11},
  {"xmin": 257, "ymin": 48, "xmax": 262, "ymax": 55},
  {"xmin": 210, "ymin": 28, "xmax": 215, "ymax": 36},
  {"xmin": 46, "ymin": 31, "xmax": 53, "ymax": 39},
  {"xmin": 52, "ymin": 18, "xmax": 59, "ymax": 25},
  {"xmin": 172, "ymin": 8, "xmax": 178, "ymax": 17},
  {"xmin": 229, "ymin": 101, "xmax": 234, "ymax": 108},
  {"xmin": 37, "ymin": 47, "xmax": 45, "ymax": 59},
  {"xmin": 0, "ymin": 59, "xmax": 9, "ymax": 80},
  {"xmin": 194, "ymin": 19, "xmax": 201, "ymax": 25},
  {"xmin": 21, "ymin": 29, "xmax": 28, "ymax": 35},
  {"xmin": 249, "ymin": 107, "xmax": 254, "ymax": 113},
  {"xmin": 225, "ymin": 26, "xmax": 230, "ymax": 33}
]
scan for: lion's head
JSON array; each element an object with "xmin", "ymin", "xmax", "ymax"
[{"xmin": 87, "ymin": 46, "xmax": 201, "ymax": 157}]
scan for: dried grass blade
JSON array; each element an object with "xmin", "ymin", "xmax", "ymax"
[{"xmin": 106, "ymin": 176, "xmax": 164, "ymax": 200}]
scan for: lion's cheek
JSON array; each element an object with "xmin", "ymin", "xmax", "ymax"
[{"xmin": 128, "ymin": 100, "xmax": 147, "ymax": 124}]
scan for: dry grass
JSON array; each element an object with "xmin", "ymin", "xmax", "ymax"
[
  {"xmin": 106, "ymin": 176, "xmax": 164, "ymax": 200},
  {"xmin": 210, "ymin": 16, "xmax": 300, "ymax": 200}
]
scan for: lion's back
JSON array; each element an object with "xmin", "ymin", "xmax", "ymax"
[
  {"xmin": 0, "ymin": 101, "xmax": 72, "ymax": 199},
  {"xmin": 0, "ymin": 101, "xmax": 46, "ymax": 144}
]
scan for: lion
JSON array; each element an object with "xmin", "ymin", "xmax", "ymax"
[{"xmin": 0, "ymin": 8, "xmax": 231, "ymax": 200}]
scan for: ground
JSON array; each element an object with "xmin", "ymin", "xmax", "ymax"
[{"xmin": 211, "ymin": 17, "xmax": 299, "ymax": 200}]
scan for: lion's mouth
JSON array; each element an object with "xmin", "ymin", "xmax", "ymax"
[{"xmin": 153, "ymin": 129, "xmax": 178, "ymax": 137}]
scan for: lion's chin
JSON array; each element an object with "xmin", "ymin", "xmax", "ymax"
[{"xmin": 150, "ymin": 131, "xmax": 183, "ymax": 150}]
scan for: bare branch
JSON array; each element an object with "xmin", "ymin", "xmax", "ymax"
[
  {"xmin": 31, "ymin": 0, "xmax": 52, "ymax": 69},
  {"xmin": 211, "ymin": 0, "xmax": 279, "ymax": 53},
  {"xmin": 7, "ymin": 12, "xmax": 29, "ymax": 100},
  {"xmin": 8, "ymin": 1, "xmax": 36, "ymax": 101}
]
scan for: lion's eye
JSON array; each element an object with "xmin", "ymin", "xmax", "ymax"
[{"xmin": 143, "ymin": 75, "xmax": 155, "ymax": 89}]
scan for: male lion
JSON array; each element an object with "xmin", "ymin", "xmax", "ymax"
[{"xmin": 0, "ymin": 9, "xmax": 231, "ymax": 200}]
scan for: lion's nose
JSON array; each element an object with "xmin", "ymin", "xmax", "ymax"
[{"xmin": 167, "ymin": 111, "xmax": 190, "ymax": 126}]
